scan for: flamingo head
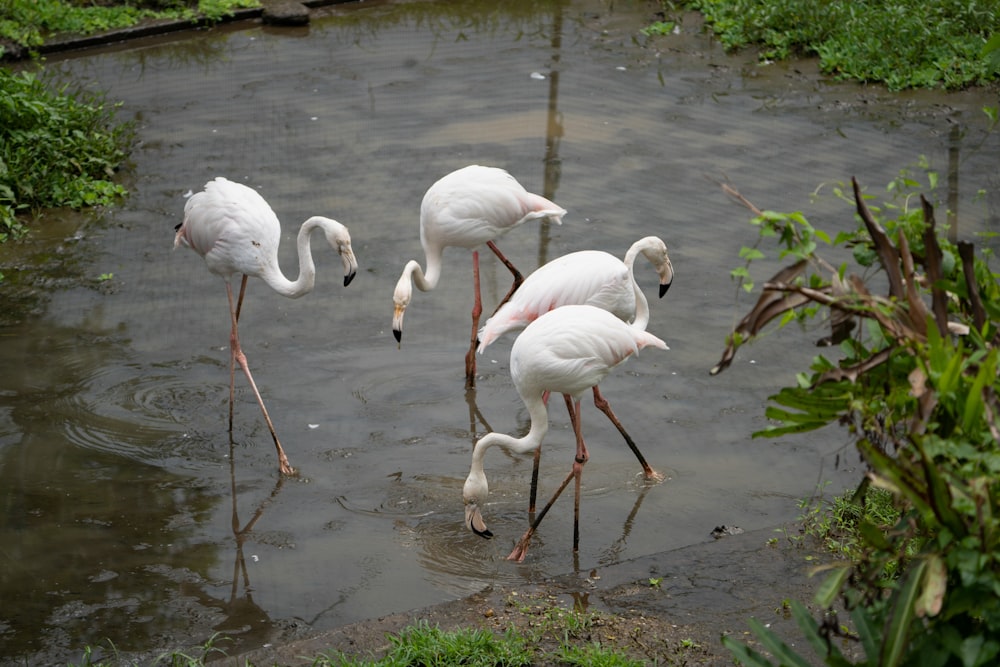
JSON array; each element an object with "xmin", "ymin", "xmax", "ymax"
[
  {"xmin": 391, "ymin": 272, "xmax": 413, "ymax": 346},
  {"xmin": 640, "ymin": 237, "xmax": 674, "ymax": 298},
  {"xmin": 315, "ymin": 217, "xmax": 358, "ymax": 286},
  {"xmin": 462, "ymin": 470, "xmax": 493, "ymax": 539}
]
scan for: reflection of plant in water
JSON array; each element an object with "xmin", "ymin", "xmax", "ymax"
[
  {"xmin": 713, "ymin": 173, "xmax": 1000, "ymax": 666},
  {"xmin": 322, "ymin": 0, "xmax": 566, "ymax": 50}
]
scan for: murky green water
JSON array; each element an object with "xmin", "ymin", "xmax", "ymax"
[{"xmin": 1, "ymin": 0, "xmax": 997, "ymax": 663}]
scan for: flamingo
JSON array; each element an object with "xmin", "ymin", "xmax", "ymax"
[
  {"xmin": 476, "ymin": 236, "xmax": 673, "ymax": 490},
  {"xmin": 392, "ymin": 165, "xmax": 566, "ymax": 388},
  {"xmin": 173, "ymin": 176, "xmax": 358, "ymax": 476},
  {"xmin": 462, "ymin": 304, "xmax": 669, "ymax": 561}
]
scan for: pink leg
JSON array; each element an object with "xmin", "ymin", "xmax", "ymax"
[
  {"xmin": 592, "ymin": 386, "xmax": 662, "ymax": 481},
  {"xmin": 226, "ymin": 282, "xmax": 295, "ymax": 476},
  {"xmin": 565, "ymin": 396, "xmax": 589, "ymax": 552},
  {"xmin": 466, "ymin": 251, "xmax": 483, "ymax": 389},
  {"xmin": 228, "ymin": 276, "xmax": 249, "ymax": 433},
  {"xmin": 486, "ymin": 240, "xmax": 524, "ymax": 314}
]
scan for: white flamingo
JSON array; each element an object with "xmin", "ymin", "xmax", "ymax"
[
  {"xmin": 174, "ymin": 176, "xmax": 358, "ymax": 475},
  {"xmin": 392, "ymin": 165, "xmax": 565, "ymax": 388}
]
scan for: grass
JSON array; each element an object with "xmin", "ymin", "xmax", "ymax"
[
  {"xmin": 661, "ymin": 0, "xmax": 1000, "ymax": 89},
  {"xmin": 69, "ymin": 593, "xmax": 715, "ymax": 666},
  {"xmin": 797, "ymin": 483, "xmax": 902, "ymax": 563},
  {"xmin": 0, "ymin": 0, "xmax": 261, "ymax": 56}
]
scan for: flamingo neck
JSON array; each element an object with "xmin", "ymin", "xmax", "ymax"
[
  {"xmin": 404, "ymin": 242, "xmax": 444, "ymax": 293},
  {"xmin": 469, "ymin": 394, "xmax": 549, "ymax": 477},
  {"xmin": 260, "ymin": 217, "xmax": 332, "ymax": 298},
  {"xmin": 623, "ymin": 245, "xmax": 650, "ymax": 330}
]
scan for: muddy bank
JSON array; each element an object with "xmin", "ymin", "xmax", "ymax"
[{"xmin": 233, "ymin": 526, "xmax": 849, "ymax": 666}]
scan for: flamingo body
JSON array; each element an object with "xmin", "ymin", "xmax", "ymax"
[
  {"xmin": 418, "ymin": 165, "xmax": 563, "ymax": 250},
  {"xmin": 174, "ymin": 176, "xmax": 358, "ymax": 475},
  {"xmin": 478, "ymin": 236, "xmax": 673, "ymax": 353},
  {"xmin": 463, "ymin": 305, "xmax": 668, "ymax": 560},
  {"xmin": 176, "ymin": 177, "xmax": 358, "ymax": 294}
]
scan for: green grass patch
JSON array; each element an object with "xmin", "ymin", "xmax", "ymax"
[
  {"xmin": 0, "ymin": 68, "xmax": 134, "ymax": 242},
  {"xmin": 0, "ymin": 0, "xmax": 261, "ymax": 55},
  {"xmin": 671, "ymin": 0, "xmax": 1000, "ymax": 89}
]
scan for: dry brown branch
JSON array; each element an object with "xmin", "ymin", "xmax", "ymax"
[
  {"xmin": 958, "ymin": 241, "xmax": 987, "ymax": 334},
  {"xmin": 710, "ymin": 260, "xmax": 810, "ymax": 375},
  {"xmin": 897, "ymin": 229, "xmax": 929, "ymax": 339},
  {"xmin": 852, "ymin": 177, "xmax": 905, "ymax": 299},
  {"xmin": 921, "ymin": 195, "xmax": 949, "ymax": 337}
]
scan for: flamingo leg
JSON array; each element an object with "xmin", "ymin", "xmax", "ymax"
[
  {"xmin": 508, "ymin": 466, "xmax": 574, "ymax": 562},
  {"xmin": 529, "ymin": 445, "xmax": 541, "ymax": 514},
  {"xmin": 565, "ymin": 395, "xmax": 589, "ymax": 553},
  {"xmin": 228, "ymin": 275, "xmax": 249, "ymax": 433},
  {"xmin": 466, "ymin": 250, "xmax": 483, "ymax": 389},
  {"xmin": 592, "ymin": 386, "xmax": 663, "ymax": 482},
  {"xmin": 486, "ymin": 240, "xmax": 524, "ymax": 314},
  {"xmin": 528, "ymin": 390, "xmax": 552, "ymax": 514},
  {"xmin": 507, "ymin": 395, "xmax": 589, "ymax": 562},
  {"xmin": 226, "ymin": 282, "xmax": 295, "ymax": 476}
]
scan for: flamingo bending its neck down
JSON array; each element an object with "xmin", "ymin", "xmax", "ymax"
[
  {"xmin": 476, "ymin": 236, "xmax": 673, "ymax": 488},
  {"xmin": 174, "ymin": 176, "xmax": 359, "ymax": 476},
  {"xmin": 462, "ymin": 304, "xmax": 669, "ymax": 562},
  {"xmin": 392, "ymin": 164, "xmax": 565, "ymax": 388}
]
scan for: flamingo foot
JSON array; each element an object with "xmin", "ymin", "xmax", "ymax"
[
  {"xmin": 644, "ymin": 468, "xmax": 665, "ymax": 483},
  {"xmin": 506, "ymin": 531, "xmax": 534, "ymax": 562}
]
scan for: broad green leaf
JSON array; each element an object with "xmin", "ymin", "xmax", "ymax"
[
  {"xmin": 915, "ymin": 554, "xmax": 947, "ymax": 618},
  {"xmin": 859, "ymin": 519, "xmax": 892, "ymax": 551},
  {"xmin": 881, "ymin": 559, "xmax": 926, "ymax": 667},
  {"xmin": 851, "ymin": 605, "xmax": 881, "ymax": 661},
  {"xmin": 790, "ymin": 600, "xmax": 848, "ymax": 664},
  {"xmin": 745, "ymin": 617, "xmax": 813, "ymax": 667},
  {"xmin": 722, "ymin": 634, "xmax": 776, "ymax": 667},
  {"xmin": 813, "ymin": 566, "xmax": 851, "ymax": 608}
]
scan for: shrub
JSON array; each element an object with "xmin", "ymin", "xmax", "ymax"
[
  {"xmin": 713, "ymin": 168, "xmax": 1000, "ymax": 665},
  {"xmin": 0, "ymin": 69, "xmax": 133, "ymax": 241}
]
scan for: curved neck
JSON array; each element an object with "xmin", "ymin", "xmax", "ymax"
[
  {"xmin": 622, "ymin": 245, "xmax": 650, "ymax": 330},
  {"xmin": 260, "ymin": 217, "xmax": 331, "ymax": 298},
  {"xmin": 403, "ymin": 241, "xmax": 445, "ymax": 293},
  {"xmin": 470, "ymin": 393, "xmax": 549, "ymax": 477}
]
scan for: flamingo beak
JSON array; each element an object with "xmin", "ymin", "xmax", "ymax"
[
  {"xmin": 658, "ymin": 258, "xmax": 674, "ymax": 298},
  {"xmin": 465, "ymin": 503, "xmax": 493, "ymax": 539},
  {"xmin": 392, "ymin": 305, "xmax": 405, "ymax": 346},
  {"xmin": 341, "ymin": 247, "xmax": 358, "ymax": 287}
]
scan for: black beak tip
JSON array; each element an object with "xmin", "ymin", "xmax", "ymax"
[
  {"xmin": 393, "ymin": 329, "xmax": 402, "ymax": 344},
  {"xmin": 659, "ymin": 282, "xmax": 671, "ymax": 298},
  {"xmin": 473, "ymin": 526, "xmax": 493, "ymax": 540},
  {"xmin": 344, "ymin": 272, "xmax": 356, "ymax": 287}
]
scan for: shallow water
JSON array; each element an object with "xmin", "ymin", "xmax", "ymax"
[{"xmin": 1, "ymin": 0, "xmax": 998, "ymax": 663}]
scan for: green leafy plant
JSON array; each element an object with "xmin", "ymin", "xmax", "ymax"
[
  {"xmin": 0, "ymin": 0, "xmax": 261, "ymax": 56},
  {"xmin": 0, "ymin": 68, "xmax": 133, "ymax": 242},
  {"xmin": 640, "ymin": 20, "xmax": 676, "ymax": 37},
  {"xmin": 678, "ymin": 0, "xmax": 1000, "ymax": 89},
  {"xmin": 714, "ymin": 170, "xmax": 1000, "ymax": 666}
]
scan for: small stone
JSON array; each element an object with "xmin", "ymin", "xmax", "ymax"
[{"xmin": 262, "ymin": 2, "xmax": 310, "ymax": 27}]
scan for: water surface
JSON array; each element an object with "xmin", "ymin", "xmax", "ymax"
[{"xmin": 1, "ymin": 0, "xmax": 998, "ymax": 663}]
